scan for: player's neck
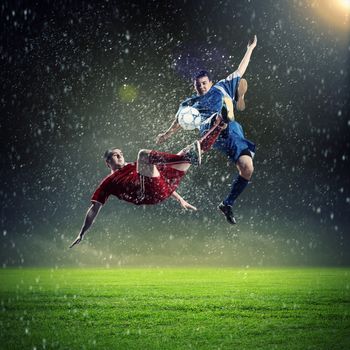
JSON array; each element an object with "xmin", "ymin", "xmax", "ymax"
[{"xmin": 111, "ymin": 163, "xmax": 125, "ymax": 173}]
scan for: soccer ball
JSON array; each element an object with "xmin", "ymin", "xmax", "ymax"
[{"xmin": 177, "ymin": 106, "xmax": 202, "ymax": 130}]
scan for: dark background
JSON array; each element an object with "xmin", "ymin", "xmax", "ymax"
[{"xmin": 1, "ymin": 0, "xmax": 349, "ymax": 267}]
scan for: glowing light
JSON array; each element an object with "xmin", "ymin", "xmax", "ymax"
[
  {"xmin": 118, "ymin": 84, "xmax": 138, "ymax": 102},
  {"xmin": 340, "ymin": 0, "xmax": 350, "ymax": 9},
  {"xmin": 308, "ymin": 0, "xmax": 350, "ymax": 32}
]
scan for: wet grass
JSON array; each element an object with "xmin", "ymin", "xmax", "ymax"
[{"xmin": 0, "ymin": 268, "xmax": 349, "ymax": 349}]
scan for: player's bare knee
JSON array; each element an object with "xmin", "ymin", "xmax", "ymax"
[
  {"xmin": 239, "ymin": 162, "xmax": 254, "ymax": 180},
  {"xmin": 246, "ymin": 164, "xmax": 254, "ymax": 179},
  {"xmin": 137, "ymin": 149, "xmax": 151, "ymax": 163}
]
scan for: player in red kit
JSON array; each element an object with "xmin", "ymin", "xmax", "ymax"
[{"xmin": 70, "ymin": 115, "xmax": 226, "ymax": 248}]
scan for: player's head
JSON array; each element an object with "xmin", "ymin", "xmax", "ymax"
[
  {"xmin": 104, "ymin": 148, "xmax": 125, "ymax": 171},
  {"xmin": 193, "ymin": 70, "xmax": 213, "ymax": 96}
]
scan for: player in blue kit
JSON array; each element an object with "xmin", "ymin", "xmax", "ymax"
[{"xmin": 156, "ymin": 35, "xmax": 257, "ymax": 224}]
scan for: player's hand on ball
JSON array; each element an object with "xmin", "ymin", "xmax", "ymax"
[
  {"xmin": 247, "ymin": 35, "xmax": 257, "ymax": 50},
  {"xmin": 69, "ymin": 235, "xmax": 83, "ymax": 248}
]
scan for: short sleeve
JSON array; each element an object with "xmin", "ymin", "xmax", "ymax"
[
  {"xmin": 91, "ymin": 178, "xmax": 110, "ymax": 205},
  {"xmin": 214, "ymin": 70, "xmax": 241, "ymax": 100}
]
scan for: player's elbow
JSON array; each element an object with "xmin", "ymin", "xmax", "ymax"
[
  {"xmin": 93, "ymin": 201, "xmax": 102, "ymax": 210},
  {"xmin": 237, "ymin": 68, "xmax": 244, "ymax": 78},
  {"xmin": 90, "ymin": 201, "xmax": 102, "ymax": 214}
]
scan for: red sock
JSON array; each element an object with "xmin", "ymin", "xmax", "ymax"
[
  {"xmin": 199, "ymin": 115, "xmax": 226, "ymax": 152},
  {"xmin": 148, "ymin": 150, "xmax": 189, "ymax": 165}
]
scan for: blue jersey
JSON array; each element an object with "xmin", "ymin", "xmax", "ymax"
[
  {"xmin": 179, "ymin": 71, "xmax": 240, "ymax": 130},
  {"xmin": 178, "ymin": 71, "xmax": 255, "ymax": 163}
]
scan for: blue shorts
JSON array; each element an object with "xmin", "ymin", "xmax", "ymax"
[{"xmin": 202, "ymin": 121, "xmax": 255, "ymax": 163}]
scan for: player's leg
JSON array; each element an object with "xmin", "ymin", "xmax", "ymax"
[
  {"xmin": 236, "ymin": 154, "xmax": 254, "ymax": 180},
  {"xmin": 148, "ymin": 150, "xmax": 193, "ymax": 166},
  {"xmin": 137, "ymin": 149, "xmax": 160, "ymax": 177},
  {"xmin": 197, "ymin": 114, "xmax": 226, "ymax": 152},
  {"xmin": 219, "ymin": 152, "xmax": 253, "ymax": 224},
  {"xmin": 177, "ymin": 114, "xmax": 226, "ymax": 157},
  {"xmin": 140, "ymin": 115, "xmax": 226, "ymax": 173},
  {"xmin": 137, "ymin": 147, "xmax": 197, "ymax": 174},
  {"xmin": 216, "ymin": 121, "xmax": 255, "ymax": 224},
  {"xmin": 227, "ymin": 154, "xmax": 253, "ymax": 205},
  {"xmin": 171, "ymin": 115, "xmax": 226, "ymax": 171}
]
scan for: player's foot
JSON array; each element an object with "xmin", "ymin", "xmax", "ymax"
[
  {"xmin": 218, "ymin": 202, "xmax": 236, "ymax": 225},
  {"xmin": 236, "ymin": 79, "xmax": 248, "ymax": 111},
  {"xmin": 183, "ymin": 140, "xmax": 201, "ymax": 166}
]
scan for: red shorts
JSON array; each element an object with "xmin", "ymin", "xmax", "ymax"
[
  {"xmin": 91, "ymin": 163, "xmax": 186, "ymax": 206},
  {"xmin": 132, "ymin": 164, "xmax": 186, "ymax": 205}
]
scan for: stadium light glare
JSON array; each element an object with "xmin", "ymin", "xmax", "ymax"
[
  {"xmin": 340, "ymin": 0, "xmax": 350, "ymax": 9},
  {"xmin": 308, "ymin": 0, "xmax": 350, "ymax": 31}
]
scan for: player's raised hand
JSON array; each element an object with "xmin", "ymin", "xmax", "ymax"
[
  {"xmin": 69, "ymin": 235, "xmax": 83, "ymax": 248},
  {"xmin": 247, "ymin": 35, "xmax": 257, "ymax": 50}
]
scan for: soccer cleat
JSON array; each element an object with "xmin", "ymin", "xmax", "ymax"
[
  {"xmin": 218, "ymin": 202, "xmax": 237, "ymax": 225},
  {"xmin": 236, "ymin": 78, "xmax": 248, "ymax": 112},
  {"xmin": 183, "ymin": 140, "xmax": 202, "ymax": 166}
]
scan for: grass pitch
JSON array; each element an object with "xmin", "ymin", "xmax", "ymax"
[{"xmin": 0, "ymin": 268, "xmax": 349, "ymax": 349}]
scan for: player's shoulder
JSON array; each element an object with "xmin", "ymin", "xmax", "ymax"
[
  {"xmin": 98, "ymin": 172, "xmax": 115, "ymax": 187},
  {"xmin": 99, "ymin": 163, "xmax": 136, "ymax": 185}
]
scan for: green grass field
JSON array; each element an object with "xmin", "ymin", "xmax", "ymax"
[{"xmin": 1, "ymin": 268, "xmax": 349, "ymax": 349}]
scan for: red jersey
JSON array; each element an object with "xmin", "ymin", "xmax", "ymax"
[{"xmin": 91, "ymin": 162, "xmax": 185, "ymax": 205}]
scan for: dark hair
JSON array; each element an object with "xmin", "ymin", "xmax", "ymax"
[
  {"xmin": 104, "ymin": 148, "xmax": 118, "ymax": 162},
  {"xmin": 193, "ymin": 70, "xmax": 212, "ymax": 82}
]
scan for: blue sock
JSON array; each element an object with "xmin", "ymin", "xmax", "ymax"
[{"xmin": 223, "ymin": 175, "xmax": 249, "ymax": 206}]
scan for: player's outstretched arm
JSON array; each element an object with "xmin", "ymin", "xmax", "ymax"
[
  {"xmin": 171, "ymin": 191, "xmax": 197, "ymax": 211},
  {"xmin": 236, "ymin": 35, "xmax": 257, "ymax": 78},
  {"xmin": 69, "ymin": 202, "xmax": 102, "ymax": 248},
  {"xmin": 156, "ymin": 117, "xmax": 182, "ymax": 144}
]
